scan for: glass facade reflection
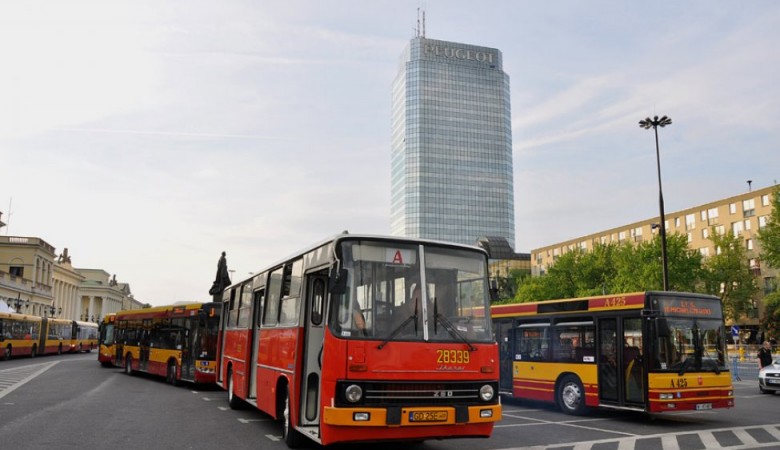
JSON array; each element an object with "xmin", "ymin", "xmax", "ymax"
[{"xmin": 390, "ymin": 37, "xmax": 514, "ymax": 248}]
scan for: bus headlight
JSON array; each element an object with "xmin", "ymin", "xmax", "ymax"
[
  {"xmin": 479, "ymin": 384, "xmax": 495, "ymax": 401},
  {"xmin": 345, "ymin": 384, "xmax": 363, "ymax": 403}
]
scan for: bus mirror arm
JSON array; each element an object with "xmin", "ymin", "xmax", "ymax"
[{"xmin": 328, "ymin": 264, "xmax": 348, "ymax": 295}]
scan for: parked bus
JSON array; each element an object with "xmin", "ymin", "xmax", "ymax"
[
  {"xmin": 98, "ymin": 314, "xmax": 116, "ymax": 366},
  {"xmin": 70, "ymin": 320, "xmax": 99, "ymax": 353},
  {"xmin": 115, "ymin": 302, "xmax": 220, "ymax": 385},
  {"xmin": 492, "ymin": 291, "xmax": 734, "ymax": 414},
  {"xmin": 1, "ymin": 312, "xmax": 41, "ymax": 359},
  {"xmin": 217, "ymin": 234, "xmax": 501, "ymax": 448}
]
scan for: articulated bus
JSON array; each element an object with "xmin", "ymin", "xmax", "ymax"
[
  {"xmin": 98, "ymin": 314, "xmax": 116, "ymax": 366},
  {"xmin": 1, "ymin": 313, "xmax": 83, "ymax": 359},
  {"xmin": 492, "ymin": 291, "xmax": 734, "ymax": 414},
  {"xmin": 115, "ymin": 302, "xmax": 220, "ymax": 385},
  {"xmin": 218, "ymin": 234, "xmax": 501, "ymax": 448}
]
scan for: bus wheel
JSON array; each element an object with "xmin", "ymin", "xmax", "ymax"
[
  {"xmin": 4, "ymin": 345, "xmax": 11, "ymax": 361},
  {"xmin": 282, "ymin": 385, "xmax": 306, "ymax": 448},
  {"xmin": 558, "ymin": 375, "xmax": 586, "ymax": 415},
  {"xmin": 167, "ymin": 361, "xmax": 180, "ymax": 386},
  {"xmin": 124, "ymin": 355, "xmax": 134, "ymax": 375},
  {"xmin": 227, "ymin": 369, "xmax": 242, "ymax": 410}
]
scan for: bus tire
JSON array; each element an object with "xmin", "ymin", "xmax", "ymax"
[
  {"xmin": 282, "ymin": 384, "xmax": 306, "ymax": 448},
  {"xmin": 227, "ymin": 368, "xmax": 243, "ymax": 410},
  {"xmin": 4, "ymin": 345, "xmax": 11, "ymax": 361},
  {"xmin": 124, "ymin": 355, "xmax": 134, "ymax": 375},
  {"xmin": 557, "ymin": 374, "xmax": 587, "ymax": 415},
  {"xmin": 167, "ymin": 361, "xmax": 180, "ymax": 386}
]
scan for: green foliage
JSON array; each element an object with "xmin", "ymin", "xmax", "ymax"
[
  {"xmin": 701, "ymin": 230, "xmax": 758, "ymax": 321},
  {"xmin": 761, "ymin": 290, "xmax": 780, "ymax": 339},
  {"xmin": 757, "ymin": 186, "xmax": 780, "ymax": 270}
]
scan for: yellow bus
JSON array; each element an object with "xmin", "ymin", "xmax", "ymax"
[
  {"xmin": 98, "ymin": 314, "xmax": 116, "ymax": 366},
  {"xmin": 492, "ymin": 291, "xmax": 734, "ymax": 414},
  {"xmin": 0, "ymin": 313, "xmax": 75, "ymax": 358},
  {"xmin": 70, "ymin": 320, "xmax": 99, "ymax": 353}
]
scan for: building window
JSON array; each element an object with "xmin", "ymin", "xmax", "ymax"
[
  {"xmin": 730, "ymin": 203, "xmax": 737, "ymax": 214},
  {"xmin": 715, "ymin": 225, "xmax": 725, "ymax": 235},
  {"xmin": 702, "ymin": 228, "xmax": 709, "ymax": 239},
  {"xmin": 732, "ymin": 221, "xmax": 743, "ymax": 235},
  {"xmin": 759, "ymin": 216, "xmax": 768, "ymax": 229},
  {"xmin": 746, "ymin": 239, "xmax": 753, "ymax": 251},
  {"xmin": 707, "ymin": 207, "xmax": 719, "ymax": 225},
  {"xmin": 687, "ymin": 233, "xmax": 693, "ymax": 243},
  {"xmin": 686, "ymin": 214, "xmax": 696, "ymax": 230},
  {"xmin": 9, "ymin": 266, "xmax": 23, "ymax": 277},
  {"xmin": 744, "ymin": 219, "xmax": 752, "ymax": 231},
  {"xmin": 675, "ymin": 217, "xmax": 681, "ymax": 227},
  {"xmin": 700, "ymin": 247, "xmax": 710, "ymax": 257},
  {"xmin": 762, "ymin": 194, "xmax": 770, "ymax": 207},
  {"xmin": 743, "ymin": 199, "xmax": 755, "ymax": 217},
  {"xmin": 618, "ymin": 231, "xmax": 626, "ymax": 242}
]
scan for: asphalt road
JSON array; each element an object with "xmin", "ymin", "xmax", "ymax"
[{"xmin": 2, "ymin": 354, "xmax": 779, "ymax": 450}]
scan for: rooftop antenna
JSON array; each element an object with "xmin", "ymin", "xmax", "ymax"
[{"xmin": 415, "ymin": 7, "xmax": 426, "ymax": 38}]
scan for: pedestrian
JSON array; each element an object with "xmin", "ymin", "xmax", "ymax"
[{"xmin": 758, "ymin": 340, "xmax": 774, "ymax": 370}]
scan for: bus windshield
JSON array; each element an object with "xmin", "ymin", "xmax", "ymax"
[
  {"xmin": 329, "ymin": 240, "xmax": 492, "ymax": 344},
  {"xmin": 654, "ymin": 317, "xmax": 727, "ymax": 373}
]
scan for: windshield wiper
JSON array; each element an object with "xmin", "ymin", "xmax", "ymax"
[
  {"xmin": 432, "ymin": 297, "xmax": 476, "ymax": 352},
  {"xmin": 377, "ymin": 299, "xmax": 418, "ymax": 350}
]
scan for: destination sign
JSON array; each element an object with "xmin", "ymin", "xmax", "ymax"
[{"xmin": 657, "ymin": 297, "xmax": 721, "ymax": 319}]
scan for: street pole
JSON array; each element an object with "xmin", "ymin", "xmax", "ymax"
[{"xmin": 639, "ymin": 115, "xmax": 672, "ymax": 291}]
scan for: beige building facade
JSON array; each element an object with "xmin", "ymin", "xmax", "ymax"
[
  {"xmin": 531, "ymin": 185, "xmax": 778, "ymax": 324},
  {"xmin": 0, "ymin": 233, "xmax": 143, "ymax": 321}
]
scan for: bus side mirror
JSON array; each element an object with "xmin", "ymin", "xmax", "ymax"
[
  {"xmin": 657, "ymin": 318, "xmax": 670, "ymax": 337},
  {"xmin": 329, "ymin": 265, "xmax": 347, "ymax": 295}
]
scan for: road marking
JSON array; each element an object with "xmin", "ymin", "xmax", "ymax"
[
  {"xmin": 496, "ymin": 423, "xmax": 780, "ymax": 450},
  {"xmin": 238, "ymin": 418, "xmax": 273, "ymax": 423},
  {"xmin": 0, "ymin": 362, "xmax": 59, "ymax": 401},
  {"xmin": 265, "ymin": 434, "xmax": 281, "ymax": 441},
  {"xmin": 218, "ymin": 406, "xmax": 230, "ymax": 411}
]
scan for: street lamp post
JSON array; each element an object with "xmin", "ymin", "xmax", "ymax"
[{"xmin": 639, "ymin": 115, "xmax": 672, "ymax": 291}]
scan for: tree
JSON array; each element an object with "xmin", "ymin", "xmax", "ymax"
[
  {"xmin": 761, "ymin": 290, "xmax": 780, "ymax": 341},
  {"xmin": 702, "ymin": 230, "xmax": 759, "ymax": 322},
  {"xmin": 610, "ymin": 233, "xmax": 702, "ymax": 293},
  {"xmin": 757, "ymin": 186, "xmax": 780, "ymax": 270}
]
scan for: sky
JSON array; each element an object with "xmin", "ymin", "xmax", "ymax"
[{"xmin": 1, "ymin": 1, "xmax": 779, "ymax": 306}]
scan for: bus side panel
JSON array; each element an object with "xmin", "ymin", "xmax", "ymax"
[
  {"xmin": 148, "ymin": 348, "xmax": 181, "ymax": 378},
  {"xmin": 220, "ymin": 329, "xmax": 251, "ymax": 398},
  {"xmin": 255, "ymin": 327, "xmax": 300, "ymax": 418},
  {"xmin": 512, "ymin": 362, "xmax": 599, "ymax": 406}
]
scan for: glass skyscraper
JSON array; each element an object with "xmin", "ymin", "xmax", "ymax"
[{"xmin": 390, "ymin": 37, "xmax": 515, "ymax": 248}]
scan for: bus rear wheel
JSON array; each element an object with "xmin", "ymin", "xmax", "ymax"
[
  {"xmin": 557, "ymin": 375, "xmax": 587, "ymax": 415},
  {"xmin": 282, "ymin": 385, "xmax": 306, "ymax": 448},
  {"xmin": 227, "ymin": 369, "xmax": 243, "ymax": 410}
]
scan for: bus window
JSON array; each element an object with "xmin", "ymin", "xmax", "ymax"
[{"xmin": 515, "ymin": 323, "xmax": 550, "ymax": 361}]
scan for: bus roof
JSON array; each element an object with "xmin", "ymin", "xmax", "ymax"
[{"xmin": 115, "ymin": 302, "xmax": 208, "ymax": 320}]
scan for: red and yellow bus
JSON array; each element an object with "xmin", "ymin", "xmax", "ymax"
[
  {"xmin": 218, "ymin": 234, "xmax": 501, "ymax": 448},
  {"xmin": 98, "ymin": 314, "xmax": 116, "ymax": 366},
  {"xmin": 115, "ymin": 302, "xmax": 220, "ymax": 385},
  {"xmin": 492, "ymin": 291, "xmax": 734, "ymax": 414}
]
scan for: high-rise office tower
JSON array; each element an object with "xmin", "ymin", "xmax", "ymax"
[{"xmin": 390, "ymin": 36, "xmax": 515, "ymax": 248}]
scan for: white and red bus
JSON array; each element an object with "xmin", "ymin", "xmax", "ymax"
[{"xmin": 217, "ymin": 234, "xmax": 501, "ymax": 448}]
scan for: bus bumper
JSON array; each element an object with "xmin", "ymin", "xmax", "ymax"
[{"xmin": 322, "ymin": 403, "xmax": 501, "ymax": 427}]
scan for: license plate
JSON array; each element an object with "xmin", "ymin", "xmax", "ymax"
[
  {"xmin": 696, "ymin": 403, "xmax": 712, "ymax": 411},
  {"xmin": 409, "ymin": 411, "xmax": 448, "ymax": 422}
]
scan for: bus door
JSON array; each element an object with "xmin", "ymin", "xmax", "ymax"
[
  {"xmin": 494, "ymin": 319, "xmax": 514, "ymax": 393},
  {"xmin": 300, "ymin": 273, "xmax": 327, "ymax": 427},
  {"xmin": 598, "ymin": 317, "xmax": 646, "ymax": 408},
  {"xmin": 218, "ymin": 300, "xmax": 230, "ymax": 383},
  {"xmin": 249, "ymin": 288, "xmax": 264, "ymax": 399},
  {"xmin": 140, "ymin": 319, "xmax": 151, "ymax": 371},
  {"xmin": 182, "ymin": 319, "xmax": 195, "ymax": 380}
]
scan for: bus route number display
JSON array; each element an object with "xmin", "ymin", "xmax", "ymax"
[{"xmin": 657, "ymin": 298, "xmax": 719, "ymax": 318}]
